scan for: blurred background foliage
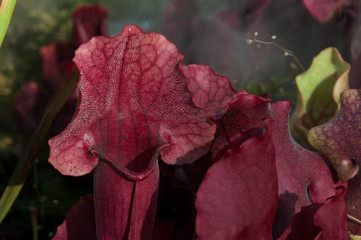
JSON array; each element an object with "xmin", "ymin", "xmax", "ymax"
[{"xmin": 0, "ymin": 0, "xmax": 350, "ymax": 238}]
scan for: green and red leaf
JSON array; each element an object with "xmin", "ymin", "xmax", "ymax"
[
  {"xmin": 308, "ymin": 89, "xmax": 361, "ymax": 182},
  {"xmin": 290, "ymin": 48, "xmax": 350, "ymax": 143}
]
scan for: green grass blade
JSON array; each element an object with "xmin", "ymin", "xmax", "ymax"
[
  {"xmin": 0, "ymin": 0, "xmax": 17, "ymax": 47},
  {"xmin": 0, "ymin": 70, "xmax": 79, "ymax": 223}
]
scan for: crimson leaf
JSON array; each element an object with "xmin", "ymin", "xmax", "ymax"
[
  {"xmin": 49, "ymin": 25, "xmax": 216, "ymax": 239},
  {"xmin": 313, "ymin": 187, "xmax": 348, "ymax": 240},
  {"xmin": 196, "ymin": 127, "xmax": 277, "ymax": 240},
  {"xmin": 277, "ymin": 204, "xmax": 322, "ymax": 240},
  {"xmin": 53, "ymin": 195, "xmax": 96, "ymax": 240},
  {"xmin": 302, "ymin": 0, "xmax": 351, "ymax": 23},
  {"xmin": 211, "ymin": 93, "xmax": 270, "ymax": 158},
  {"xmin": 270, "ymin": 101, "xmax": 339, "ymax": 237},
  {"xmin": 181, "ymin": 64, "xmax": 239, "ymax": 119},
  {"xmin": 277, "ymin": 187, "xmax": 348, "ymax": 240}
]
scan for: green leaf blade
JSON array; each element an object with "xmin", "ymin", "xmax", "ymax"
[{"xmin": 0, "ymin": 0, "xmax": 17, "ymax": 47}]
